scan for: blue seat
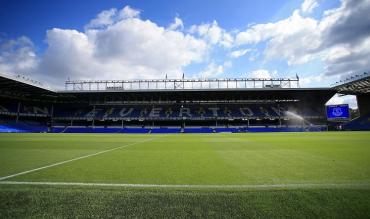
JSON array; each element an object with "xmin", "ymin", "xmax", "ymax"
[{"xmin": 342, "ymin": 114, "xmax": 370, "ymax": 131}]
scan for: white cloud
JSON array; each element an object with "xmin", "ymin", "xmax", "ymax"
[
  {"xmin": 201, "ymin": 63, "xmax": 224, "ymax": 78},
  {"xmin": 229, "ymin": 49, "xmax": 251, "ymax": 58},
  {"xmin": 320, "ymin": 0, "xmax": 370, "ymax": 47},
  {"xmin": 236, "ymin": 10, "xmax": 321, "ymax": 65},
  {"xmin": 320, "ymin": 0, "xmax": 370, "ymax": 76},
  {"xmin": 0, "ymin": 36, "xmax": 38, "ymax": 75},
  {"xmin": 235, "ymin": 23, "xmax": 274, "ymax": 45},
  {"xmin": 236, "ymin": 0, "xmax": 370, "ymax": 77},
  {"xmin": 301, "ymin": 0, "xmax": 319, "ymax": 14},
  {"xmin": 326, "ymin": 94, "xmax": 357, "ymax": 109},
  {"xmin": 85, "ymin": 8, "xmax": 117, "ymax": 29},
  {"xmin": 92, "ymin": 18, "xmax": 206, "ymax": 73},
  {"xmin": 249, "ymin": 69, "xmax": 277, "ymax": 79},
  {"xmin": 323, "ymin": 37, "xmax": 370, "ymax": 76},
  {"xmin": 168, "ymin": 17, "xmax": 184, "ymax": 30},
  {"xmin": 86, "ymin": 6, "xmax": 141, "ymax": 29},
  {"xmin": 197, "ymin": 61, "xmax": 232, "ymax": 78},
  {"xmin": 190, "ymin": 21, "xmax": 233, "ymax": 47},
  {"xmin": 299, "ymin": 74, "xmax": 327, "ymax": 87},
  {"xmin": 119, "ymin": 5, "xmax": 140, "ymax": 19},
  {"xmin": 1, "ymin": 6, "xmax": 209, "ymax": 88},
  {"xmin": 38, "ymin": 28, "xmax": 97, "ymax": 84},
  {"xmin": 2, "ymin": 0, "xmax": 370, "ymax": 89}
]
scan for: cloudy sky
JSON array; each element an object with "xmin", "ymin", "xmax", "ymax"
[{"xmin": 0, "ymin": 0, "xmax": 369, "ymax": 107}]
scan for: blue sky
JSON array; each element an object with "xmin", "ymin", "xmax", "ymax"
[
  {"xmin": 0, "ymin": 1, "xmax": 286, "ymax": 41},
  {"xmin": 0, "ymin": 0, "xmax": 369, "ymax": 107}
]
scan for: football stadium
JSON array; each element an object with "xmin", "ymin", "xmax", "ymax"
[
  {"xmin": 1, "ymin": 0, "xmax": 370, "ymax": 217},
  {"xmin": 0, "ymin": 72, "xmax": 370, "ymax": 217}
]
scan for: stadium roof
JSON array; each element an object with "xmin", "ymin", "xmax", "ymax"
[
  {"xmin": 332, "ymin": 72, "xmax": 370, "ymax": 95},
  {"xmin": 0, "ymin": 73, "xmax": 335, "ymax": 104},
  {"xmin": 0, "ymin": 73, "xmax": 56, "ymax": 99},
  {"xmin": 59, "ymin": 88, "xmax": 335, "ymax": 105}
]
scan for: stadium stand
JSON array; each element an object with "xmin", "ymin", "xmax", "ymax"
[
  {"xmin": 1, "ymin": 72, "xmax": 368, "ymax": 133},
  {"xmin": 0, "ymin": 118, "xmax": 47, "ymax": 133},
  {"xmin": 0, "ymin": 103, "xmax": 322, "ymax": 120},
  {"xmin": 333, "ymin": 72, "xmax": 370, "ymax": 130},
  {"xmin": 342, "ymin": 114, "xmax": 370, "ymax": 131}
]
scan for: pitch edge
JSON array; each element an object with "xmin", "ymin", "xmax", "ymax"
[{"xmin": 1, "ymin": 181, "xmax": 370, "ymax": 190}]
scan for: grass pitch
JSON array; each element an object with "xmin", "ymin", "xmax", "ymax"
[{"xmin": 0, "ymin": 132, "xmax": 370, "ymax": 218}]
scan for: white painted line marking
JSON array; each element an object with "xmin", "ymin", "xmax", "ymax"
[
  {"xmin": 0, "ymin": 137, "xmax": 159, "ymax": 181},
  {"xmin": 0, "ymin": 181, "xmax": 369, "ymax": 190}
]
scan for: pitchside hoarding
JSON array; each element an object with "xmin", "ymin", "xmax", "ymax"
[{"xmin": 326, "ymin": 104, "xmax": 350, "ymax": 120}]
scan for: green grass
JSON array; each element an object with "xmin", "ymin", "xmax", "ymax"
[
  {"xmin": 0, "ymin": 132, "xmax": 370, "ymax": 218},
  {"xmin": 1, "ymin": 185, "xmax": 370, "ymax": 218}
]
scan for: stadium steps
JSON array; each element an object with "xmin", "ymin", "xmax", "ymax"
[{"xmin": 61, "ymin": 126, "xmax": 68, "ymax": 133}]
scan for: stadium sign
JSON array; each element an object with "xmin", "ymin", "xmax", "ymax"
[{"xmin": 326, "ymin": 104, "xmax": 350, "ymax": 120}]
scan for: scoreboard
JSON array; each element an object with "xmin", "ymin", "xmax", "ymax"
[{"xmin": 326, "ymin": 104, "xmax": 350, "ymax": 120}]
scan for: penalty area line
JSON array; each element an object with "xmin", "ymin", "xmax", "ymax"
[
  {"xmin": 0, "ymin": 181, "xmax": 369, "ymax": 190},
  {"xmin": 0, "ymin": 137, "xmax": 160, "ymax": 181}
]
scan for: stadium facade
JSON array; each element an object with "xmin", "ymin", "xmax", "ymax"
[{"xmin": 0, "ymin": 72, "xmax": 369, "ymax": 133}]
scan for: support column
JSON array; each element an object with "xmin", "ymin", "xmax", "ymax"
[
  {"xmin": 16, "ymin": 102, "xmax": 21, "ymax": 123},
  {"xmin": 92, "ymin": 105, "xmax": 95, "ymax": 128},
  {"xmin": 278, "ymin": 104, "xmax": 282, "ymax": 128},
  {"xmin": 50, "ymin": 104, "xmax": 54, "ymax": 132}
]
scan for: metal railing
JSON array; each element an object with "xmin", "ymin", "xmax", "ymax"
[{"xmin": 65, "ymin": 77, "xmax": 300, "ymax": 91}]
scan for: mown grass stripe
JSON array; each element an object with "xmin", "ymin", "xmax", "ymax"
[{"xmin": 0, "ymin": 137, "xmax": 159, "ymax": 181}]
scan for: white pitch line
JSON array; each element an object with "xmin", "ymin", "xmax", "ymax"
[
  {"xmin": 0, "ymin": 181, "xmax": 369, "ymax": 189},
  {"xmin": 0, "ymin": 137, "xmax": 159, "ymax": 181}
]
